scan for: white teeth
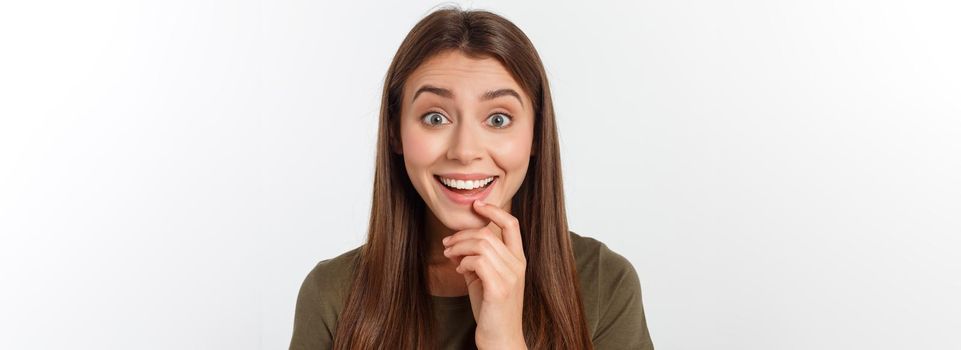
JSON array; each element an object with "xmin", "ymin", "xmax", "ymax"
[{"xmin": 439, "ymin": 176, "xmax": 495, "ymax": 190}]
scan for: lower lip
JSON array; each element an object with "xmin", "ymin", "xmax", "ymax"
[{"xmin": 435, "ymin": 176, "xmax": 498, "ymax": 206}]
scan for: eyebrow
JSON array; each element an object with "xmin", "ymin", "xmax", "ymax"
[{"xmin": 411, "ymin": 84, "xmax": 524, "ymax": 108}]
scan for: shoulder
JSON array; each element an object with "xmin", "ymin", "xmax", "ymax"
[
  {"xmin": 569, "ymin": 230, "xmax": 638, "ymax": 280},
  {"xmin": 305, "ymin": 246, "xmax": 363, "ymax": 283},
  {"xmin": 298, "ymin": 245, "xmax": 363, "ymax": 305},
  {"xmin": 570, "ymin": 230, "xmax": 642, "ymax": 307},
  {"xmin": 569, "ymin": 231, "xmax": 652, "ymax": 347},
  {"xmin": 290, "ymin": 246, "xmax": 363, "ymax": 349}
]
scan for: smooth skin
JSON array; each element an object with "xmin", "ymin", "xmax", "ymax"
[
  {"xmin": 444, "ymin": 200, "xmax": 527, "ymax": 349},
  {"xmin": 395, "ymin": 49, "xmax": 535, "ymax": 349}
]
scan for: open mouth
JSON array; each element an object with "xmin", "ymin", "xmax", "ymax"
[{"xmin": 434, "ymin": 175, "xmax": 498, "ymax": 196}]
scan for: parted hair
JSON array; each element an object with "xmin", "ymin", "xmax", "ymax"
[{"xmin": 332, "ymin": 6, "xmax": 593, "ymax": 349}]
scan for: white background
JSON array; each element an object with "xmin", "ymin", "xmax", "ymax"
[{"xmin": 1, "ymin": 0, "xmax": 959, "ymax": 349}]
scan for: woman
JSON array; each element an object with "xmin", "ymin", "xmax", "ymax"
[{"xmin": 290, "ymin": 7, "xmax": 653, "ymax": 350}]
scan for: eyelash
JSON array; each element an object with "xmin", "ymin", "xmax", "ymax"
[{"xmin": 420, "ymin": 111, "xmax": 514, "ymax": 129}]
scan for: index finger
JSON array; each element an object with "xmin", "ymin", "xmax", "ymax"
[{"xmin": 471, "ymin": 200, "xmax": 524, "ymax": 257}]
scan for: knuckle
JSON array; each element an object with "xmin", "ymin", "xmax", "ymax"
[
  {"xmin": 470, "ymin": 238, "xmax": 484, "ymax": 250},
  {"xmin": 470, "ymin": 231, "xmax": 486, "ymax": 240},
  {"xmin": 480, "ymin": 227, "xmax": 494, "ymax": 238},
  {"xmin": 478, "ymin": 239, "xmax": 493, "ymax": 251}
]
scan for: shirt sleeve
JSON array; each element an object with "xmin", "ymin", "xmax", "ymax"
[
  {"xmin": 289, "ymin": 260, "xmax": 337, "ymax": 350},
  {"xmin": 593, "ymin": 245, "xmax": 655, "ymax": 349}
]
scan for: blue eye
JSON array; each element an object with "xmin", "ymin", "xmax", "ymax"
[
  {"xmin": 421, "ymin": 112, "xmax": 450, "ymax": 127},
  {"xmin": 486, "ymin": 113, "xmax": 513, "ymax": 128}
]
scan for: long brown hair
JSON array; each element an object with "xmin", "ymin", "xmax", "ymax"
[{"xmin": 332, "ymin": 7, "xmax": 593, "ymax": 349}]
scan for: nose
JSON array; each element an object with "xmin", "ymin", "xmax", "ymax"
[{"xmin": 447, "ymin": 120, "xmax": 484, "ymax": 164}]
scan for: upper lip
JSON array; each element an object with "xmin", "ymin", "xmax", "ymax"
[{"xmin": 435, "ymin": 173, "xmax": 498, "ymax": 180}]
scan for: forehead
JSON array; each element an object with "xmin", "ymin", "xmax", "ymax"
[{"xmin": 404, "ymin": 50, "xmax": 528, "ymax": 100}]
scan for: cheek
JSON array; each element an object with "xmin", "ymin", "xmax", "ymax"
[
  {"xmin": 494, "ymin": 138, "xmax": 532, "ymax": 168},
  {"xmin": 499, "ymin": 121, "xmax": 535, "ymax": 168},
  {"xmin": 491, "ymin": 131, "xmax": 533, "ymax": 189},
  {"xmin": 400, "ymin": 124, "xmax": 444, "ymax": 171}
]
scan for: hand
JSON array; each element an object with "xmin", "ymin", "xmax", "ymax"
[{"xmin": 442, "ymin": 200, "xmax": 528, "ymax": 349}]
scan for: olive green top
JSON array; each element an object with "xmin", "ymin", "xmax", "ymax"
[{"xmin": 289, "ymin": 231, "xmax": 654, "ymax": 349}]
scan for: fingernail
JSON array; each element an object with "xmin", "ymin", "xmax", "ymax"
[
  {"xmin": 442, "ymin": 237, "xmax": 450, "ymax": 244},
  {"xmin": 475, "ymin": 200, "xmax": 486, "ymax": 207}
]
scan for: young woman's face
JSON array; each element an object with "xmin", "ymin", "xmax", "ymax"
[{"xmin": 397, "ymin": 50, "xmax": 535, "ymax": 231}]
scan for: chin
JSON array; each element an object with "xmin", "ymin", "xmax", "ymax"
[{"xmin": 439, "ymin": 209, "xmax": 488, "ymax": 230}]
